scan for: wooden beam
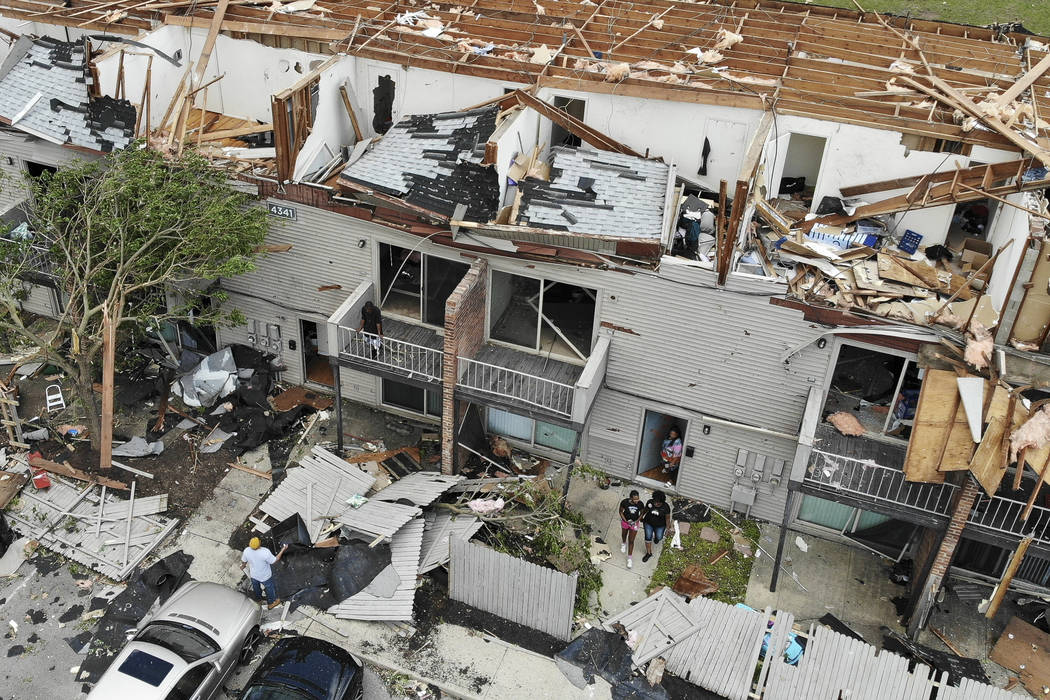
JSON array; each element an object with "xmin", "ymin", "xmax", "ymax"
[
  {"xmin": 197, "ymin": 123, "xmax": 273, "ymax": 141},
  {"xmin": 28, "ymin": 455, "xmax": 128, "ymax": 490},
  {"xmin": 511, "ymin": 90, "xmax": 644, "ymax": 158},
  {"xmin": 162, "ymin": 13, "xmax": 347, "ymax": 41},
  {"xmin": 984, "ymin": 535, "xmax": 1032, "ymax": 619},
  {"xmin": 339, "ymin": 84, "xmax": 363, "ymax": 141},
  {"xmin": 994, "ymin": 52, "xmax": 1050, "ymax": 108},
  {"xmin": 1022, "ymin": 453, "xmax": 1050, "ymax": 521}
]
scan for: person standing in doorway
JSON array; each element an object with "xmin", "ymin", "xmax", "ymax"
[
  {"xmin": 642, "ymin": 491, "xmax": 672, "ymax": 563},
  {"xmin": 619, "ymin": 490, "xmax": 643, "ymax": 569},
  {"xmin": 357, "ymin": 301, "xmax": 384, "ymax": 359},
  {"xmin": 660, "ymin": 426, "xmax": 683, "ymax": 474},
  {"xmin": 241, "ymin": 537, "xmax": 289, "ymax": 610}
]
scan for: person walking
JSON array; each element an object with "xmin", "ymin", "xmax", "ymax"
[
  {"xmin": 241, "ymin": 537, "xmax": 289, "ymax": 610},
  {"xmin": 641, "ymin": 491, "xmax": 672, "ymax": 563},
  {"xmin": 619, "ymin": 490, "xmax": 643, "ymax": 569}
]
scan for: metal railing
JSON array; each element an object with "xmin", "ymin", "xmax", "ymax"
[
  {"xmin": 457, "ymin": 355, "xmax": 575, "ymax": 417},
  {"xmin": 337, "ymin": 326, "xmax": 443, "ymax": 383},
  {"xmin": 805, "ymin": 450, "xmax": 958, "ymax": 516},
  {"xmin": 968, "ymin": 492, "xmax": 1050, "ymax": 546}
]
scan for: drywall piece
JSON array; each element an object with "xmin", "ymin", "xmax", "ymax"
[{"xmin": 956, "ymin": 377, "xmax": 985, "ymax": 443}]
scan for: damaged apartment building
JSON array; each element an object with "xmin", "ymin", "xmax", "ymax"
[{"xmin": 1, "ymin": 0, "xmax": 1050, "ymax": 636}]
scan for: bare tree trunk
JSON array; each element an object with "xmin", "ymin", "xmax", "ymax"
[{"xmin": 74, "ymin": 356, "xmax": 102, "ymax": 452}]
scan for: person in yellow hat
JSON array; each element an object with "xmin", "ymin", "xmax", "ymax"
[{"xmin": 240, "ymin": 537, "xmax": 289, "ymax": 609}]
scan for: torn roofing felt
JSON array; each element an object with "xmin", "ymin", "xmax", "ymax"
[
  {"xmin": 339, "ymin": 105, "xmax": 499, "ymax": 222},
  {"xmin": 518, "ymin": 147, "xmax": 670, "ymax": 240},
  {"xmin": 0, "ymin": 36, "xmax": 136, "ymax": 152}
]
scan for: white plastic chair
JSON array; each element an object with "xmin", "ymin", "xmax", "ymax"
[{"xmin": 45, "ymin": 384, "xmax": 65, "ymax": 412}]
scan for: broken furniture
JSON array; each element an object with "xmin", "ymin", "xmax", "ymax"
[{"xmin": 44, "ymin": 384, "xmax": 65, "ymax": 412}]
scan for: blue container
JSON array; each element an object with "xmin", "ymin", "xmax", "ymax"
[{"xmin": 899, "ymin": 229, "xmax": 923, "ymax": 254}]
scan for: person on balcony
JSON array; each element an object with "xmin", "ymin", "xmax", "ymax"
[
  {"xmin": 660, "ymin": 426, "xmax": 683, "ymax": 474},
  {"xmin": 357, "ymin": 301, "xmax": 384, "ymax": 358}
]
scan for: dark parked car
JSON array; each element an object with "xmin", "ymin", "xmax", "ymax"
[{"xmin": 239, "ymin": 636, "xmax": 363, "ymax": 700}]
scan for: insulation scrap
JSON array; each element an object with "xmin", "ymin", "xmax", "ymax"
[
  {"xmin": 1011, "ymin": 339, "xmax": 1041, "ymax": 352},
  {"xmin": 932, "ymin": 309, "xmax": 966, "ymax": 330},
  {"xmin": 468, "ymin": 497, "xmax": 505, "ymax": 515},
  {"xmin": 885, "ymin": 78, "xmax": 911, "ymax": 93},
  {"xmin": 699, "ymin": 50, "xmax": 724, "ymax": 64},
  {"xmin": 605, "ymin": 62, "xmax": 631, "ymax": 82},
  {"xmin": 529, "ymin": 44, "xmax": 554, "ymax": 64},
  {"xmin": 1010, "ymin": 406, "xmax": 1050, "ymax": 463},
  {"xmin": 730, "ymin": 74, "xmax": 778, "ymax": 86},
  {"xmin": 889, "ymin": 60, "xmax": 916, "ymax": 74},
  {"xmin": 964, "ymin": 321, "xmax": 993, "ymax": 370},
  {"xmin": 713, "ymin": 28, "xmax": 743, "ymax": 51},
  {"xmin": 534, "ymin": 1, "xmax": 545, "ymax": 15},
  {"xmin": 828, "ymin": 412, "xmax": 866, "ymax": 436},
  {"xmin": 652, "ymin": 18, "xmax": 664, "ymax": 29}
]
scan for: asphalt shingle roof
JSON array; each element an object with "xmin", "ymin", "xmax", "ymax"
[{"xmin": 0, "ymin": 36, "xmax": 136, "ymax": 152}]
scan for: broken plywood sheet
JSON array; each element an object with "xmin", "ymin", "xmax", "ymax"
[
  {"xmin": 328, "ymin": 517, "xmax": 424, "ymax": 621},
  {"xmin": 989, "ymin": 616, "xmax": 1050, "ymax": 697},
  {"xmin": 0, "ymin": 469, "xmax": 28, "ymax": 508},
  {"xmin": 968, "ymin": 415, "xmax": 1008, "ymax": 495},
  {"xmin": 903, "ymin": 369, "xmax": 959, "ymax": 482},
  {"xmin": 877, "ymin": 253, "xmax": 943, "ymax": 290},
  {"xmin": 986, "ymin": 386, "xmax": 1050, "ymax": 490},
  {"xmin": 854, "ymin": 260, "xmax": 930, "ymax": 297},
  {"xmin": 603, "ymin": 588, "xmax": 703, "ymax": 666},
  {"xmin": 936, "ymin": 395, "xmax": 978, "ymax": 472},
  {"xmin": 1010, "ymin": 239, "xmax": 1050, "ymax": 345}
]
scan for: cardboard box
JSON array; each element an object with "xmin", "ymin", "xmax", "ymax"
[{"xmin": 960, "ymin": 238, "xmax": 993, "ymax": 266}]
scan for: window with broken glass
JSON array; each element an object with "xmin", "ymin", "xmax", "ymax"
[
  {"xmin": 378, "ymin": 243, "xmax": 469, "ymax": 326},
  {"xmin": 487, "ymin": 407, "xmax": 577, "ymax": 453},
  {"xmin": 488, "ymin": 270, "xmax": 597, "ymax": 362},
  {"xmin": 823, "ymin": 341, "xmax": 921, "ymax": 440}
]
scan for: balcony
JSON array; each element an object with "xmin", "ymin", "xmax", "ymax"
[{"xmin": 327, "ymin": 280, "xmax": 610, "ymax": 426}]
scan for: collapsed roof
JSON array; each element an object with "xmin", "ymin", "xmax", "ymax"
[
  {"xmin": 340, "ymin": 106, "xmax": 500, "ymax": 222},
  {"xmin": 0, "ymin": 0, "xmax": 1045, "ymax": 151},
  {"xmin": 0, "ymin": 36, "xmax": 136, "ymax": 153},
  {"xmin": 518, "ymin": 147, "xmax": 669, "ymax": 241}
]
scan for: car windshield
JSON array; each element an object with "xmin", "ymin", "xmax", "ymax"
[
  {"xmin": 240, "ymin": 684, "xmax": 314, "ymax": 700},
  {"xmin": 117, "ymin": 649, "xmax": 175, "ymax": 687},
  {"xmin": 136, "ymin": 621, "xmax": 219, "ymax": 663}
]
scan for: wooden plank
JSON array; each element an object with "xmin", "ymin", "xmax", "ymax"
[
  {"xmin": 986, "ymin": 537, "xmax": 1032, "ymax": 619},
  {"xmin": 938, "ymin": 384, "xmax": 981, "ymax": 471},
  {"xmin": 0, "ymin": 470, "xmax": 28, "ymax": 509},
  {"xmin": 28, "ymin": 455, "xmax": 129, "ymax": 491},
  {"xmin": 338, "ymin": 84, "xmax": 364, "ymax": 141},
  {"xmin": 994, "ymin": 52, "xmax": 1050, "ymax": 108},
  {"xmin": 1010, "ymin": 240, "xmax": 1050, "ymax": 344},
  {"xmin": 968, "ymin": 415, "xmax": 1008, "ymax": 497},
  {"xmin": 227, "ymin": 461, "xmax": 273, "ymax": 480},
  {"xmin": 989, "ymin": 616, "xmax": 1050, "ymax": 697},
  {"xmin": 903, "ymin": 369, "xmax": 955, "ymax": 483},
  {"xmin": 197, "ymin": 123, "xmax": 273, "ymax": 141},
  {"xmin": 99, "ymin": 310, "xmax": 115, "ymax": 470}
]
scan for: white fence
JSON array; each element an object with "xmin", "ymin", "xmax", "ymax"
[{"xmin": 449, "ymin": 538, "xmax": 577, "ymax": 641}]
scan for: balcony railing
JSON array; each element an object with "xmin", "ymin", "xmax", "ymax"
[
  {"xmin": 457, "ymin": 355, "xmax": 576, "ymax": 417},
  {"xmin": 805, "ymin": 449, "xmax": 958, "ymax": 516},
  {"xmin": 969, "ymin": 492, "xmax": 1050, "ymax": 546},
  {"xmin": 337, "ymin": 326, "xmax": 443, "ymax": 383}
]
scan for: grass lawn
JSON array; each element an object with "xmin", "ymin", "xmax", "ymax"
[
  {"xmin": 650, "ymin": 509, "xmax": 762, "ymax": 605},
  {"xmin": 809, "ymin": 0, "xmax": 1050, "ymax": 35}
]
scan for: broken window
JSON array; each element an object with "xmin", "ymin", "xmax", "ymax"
[
  {"xmin": 487, "ymin": 407, "xmax": 577, "ymax": 452},
  {"xmin": 550, "ymin": 96, "xmax": 584, "ymax": 148},
  {"xmin": 378, "ymin": 243, "xmax": 468, "ymax": 325},
  {"xmin": 796, "ymin": 495, "xmax": 915, "ymax": 561},
  {"xmin": 900, "ymin": 133, "xmax": 970, "ymax": 155},
  {"xmin": 489, "ymin": 271, "xmax": 597, "ymax": 360},
  {"xmin": 823, "ymin": 343, "xmax": 921, "ymax": 440},
  {"xmin": 382, "ymin": 378, "xmax": 440, "ymax": 417},
  {"xmin": 636, "ymin": 410, "xmax": 686, "ymax": 487},
  {"xmin": 23, "ymin": 161, "xmax": 57, "ymax": 179}
]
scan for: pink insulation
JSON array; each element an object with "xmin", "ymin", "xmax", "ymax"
[
  {"xmin": 964, "ymin": 321, "xmax": 993, "ymax": 370},
  {"xmin": 828, "ymin": 412, "xmax": 866, "ymax": 436},
  {"xmin": 1010, "ymin": 405, "xmax": 1050, "ymax": 463}
]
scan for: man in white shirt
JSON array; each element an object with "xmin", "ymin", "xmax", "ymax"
[{"xmin": 241, "ymin": 537, "xmax": 289, "ymax": 609}]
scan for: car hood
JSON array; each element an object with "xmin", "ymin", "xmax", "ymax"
[{"xmin": 155, "ymin": 581, "xmax": 260, "ymax": 647}]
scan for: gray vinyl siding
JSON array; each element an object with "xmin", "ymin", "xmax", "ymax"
[
  {"xmin": 19, "ymin": 281, "xmax": 59, "ymax": 318},
  {"xmin": 0, "ymin": 133, "xmax": 89, "ymax": 213}
]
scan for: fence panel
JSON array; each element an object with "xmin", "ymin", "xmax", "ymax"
[{"xmin": 449, "ymin": 538, "xmax": 577, "ymax": 641}]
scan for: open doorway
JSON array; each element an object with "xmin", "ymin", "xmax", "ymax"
[
  {"xmin": 378, "ymin": 243, "xmax": 468, "ymax": 325},
  {"xmin": 823, "ymin": 344, "xmax": 921, "ymax": 439},
  {"xmin": 637, "ymin": 410, "xmax": 686, "ymax": 487},
  {"xmin": 550, "ymin": 96, "xmax": 584, "ymax": 148},
  {"xmin": 777, "ymin": 133, "xmax": 827, "ymax": 208},
  {"xmin": 300, "ymin": 320, "xmax": 332, "ymax": 386},
  {"xmin": 946, "ymin": 198, "xmax": 997, "ymax": 250}
]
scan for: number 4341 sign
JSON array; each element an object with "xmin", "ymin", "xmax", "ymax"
[{"xmin": 267, "ymin": 203, "xmax": 297, "ymax": 220}]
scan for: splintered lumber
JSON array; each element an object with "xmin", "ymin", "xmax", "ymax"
[
  {"xmin": 993, "ymin": 53, "xmax": 1050, "ymax": 108},
  {"xmin": 937, "ymin": 389, "xmax": 979, "ymax": 472},
  {"xmin": 985, "ymin": 536, "xmax": 1032, "ymax": 619},
  {"xmin": 338, "ymin": 85, "xmax": 363, "ymax": 141},
  {"xmin": 100, "ymin": 310, "xmax": 115, "ymax": 470},
  {"xmin": 197, "ymin": 123, "xmax": 274, "ymax": 141},
  {"xmin": 227, "ymin": 461, "xmax": 272, "ymax": 480},
  {"xmin": 28, "ymin": 455, "xmax": 129, "ymax": 491},
  {"xmin": 1022, "ymin": 455, "xmax": 1050, "ymax": 520}
]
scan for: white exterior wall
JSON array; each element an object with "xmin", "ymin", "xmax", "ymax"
[{"xmin": 985, "ymin": 192, "xmax": 1033, "ymax": 311}]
